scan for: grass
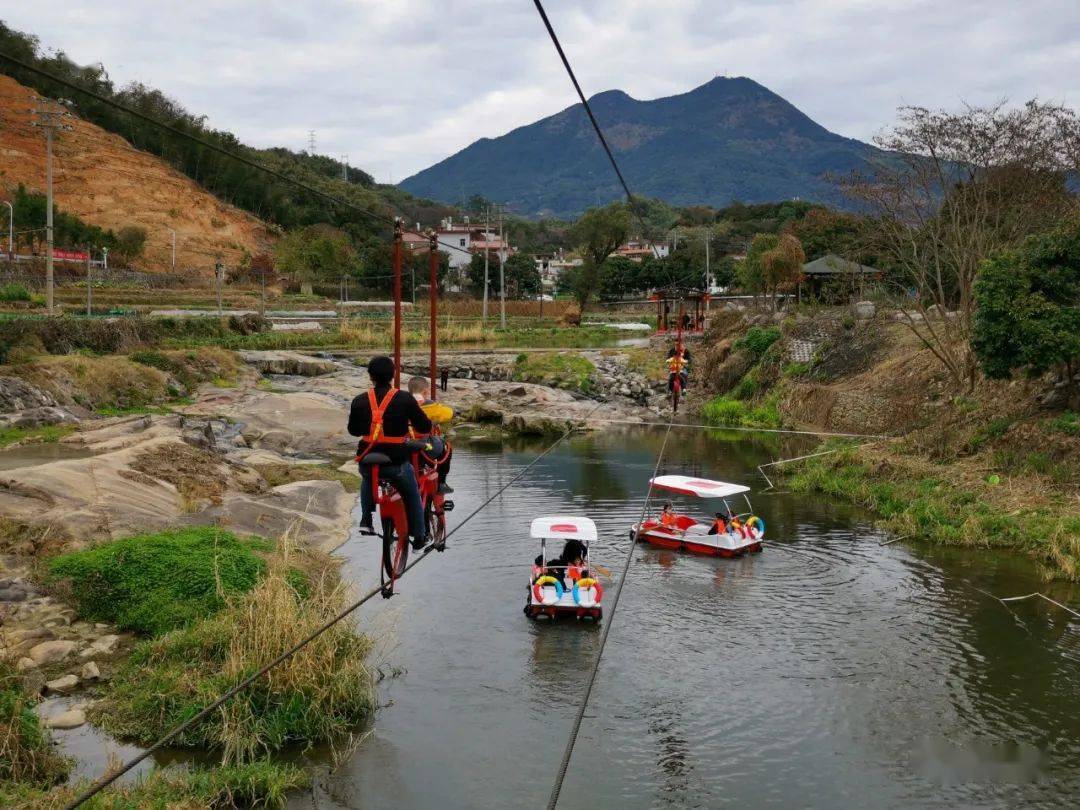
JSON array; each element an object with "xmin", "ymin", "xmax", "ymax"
[
  {"xmin": 787, "ymin": 444, "xmax": 1080, "ymax": 580},
  {"xmin": 0, "ymin": 283, "xmax": 32, "ymax": 302},
  {"xmin": 0, "ymin": 760, "xmax": 308, "ymax": 809},
  {"xmin": 45, "ymin": 527, "xmax": 270, "ymax": 636},
  {"xmin": 254, "ymin": 462, "xmax": 360, "ymax": 493},
  {"xmin": 702, "ymin": 394, "xmax": 782, "ymax": 429},
  {"xmin": 734, "ymin": 326, "xmax": 781, "ymax": 359},
  {"xmin": 1047, "ymin": 411, "xmax": 1078, "ymax": 437},
  {"xmin": 0, "ymin": 423, "xmax": 76, "ymax": 449},
  {"xmin": 90, "ymin": 536, "xmax": 374, "ymax": 761},
  {"xmin": 512, "ymin": 351, "xmax": 596, "ymax": 392},
  {"xmin": 0, "ymin": 661, "xmax": 70, "ymax": 788}
]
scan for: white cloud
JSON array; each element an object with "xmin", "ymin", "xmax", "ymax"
[{"xmin": 4, "ymin": 0, "xmax": 1078, "ymax": 183}]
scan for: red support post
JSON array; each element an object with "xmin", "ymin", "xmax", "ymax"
[
  {"xmin": 428, "ymin": 231, "xmax": 438, "ymax": 402},
  {"xmin": 392, "ymin": 220, "xmax": 403, "ymax": 388}
]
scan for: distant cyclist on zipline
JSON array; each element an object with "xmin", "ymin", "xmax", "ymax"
[{"xmin": 349, "ymin": 356, "xmax": 431, "ymax": 549}]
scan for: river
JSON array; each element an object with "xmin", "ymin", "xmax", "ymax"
[{"xmin": 300, "ymin": 425, "xmax": 1080, "ymax": 809}]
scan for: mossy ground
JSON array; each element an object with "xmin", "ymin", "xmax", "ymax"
[{"xmin": 512, "ymin": 351, "xmax": 596, "ymax": 392}]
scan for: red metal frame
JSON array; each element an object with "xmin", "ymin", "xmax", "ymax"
[
  {"xmin": 392, "ymin": 220, "xmax": 403, "ymax": 388},
  {"xmin": 428, "ymin": 231, "xmax": 438, "ymax": 402}
]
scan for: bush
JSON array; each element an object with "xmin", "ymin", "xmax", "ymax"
[
  {"xmin": 0, "ymin": 283, "xmax": 32, "ymax": 302},
  {"xmin": 46, "ymin": 528, "xmax": 269, "ymax": 635},
  {"xmin": 702, "ymin": 395, "xmax": 782, "ymax": 428},
  {"xmin": 733, "ymin": 326, "xmax": 781, "ymax": 359},
  {"xmin": 91, "ymin": 538, "xmax": 374, "ymax": 761}
]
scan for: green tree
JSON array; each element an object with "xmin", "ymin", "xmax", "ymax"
[
  {"xmin": 737, "ymin": 233, "xmax": 777, "ymax": 297},
  {"xmin": 274, "ymin": 225, "xmax": 354, "ymax": 295},
  {"xmin": 972, "ymin": 221, "xmax": 1080, "ymax": 384},
  {"xmin": 598, "ymin": 255, "xmax": 640, "ymax": 300},
  {"xmin": 761, "ymin": 233, "xmax": 806, "ymax": 309},
  {"xmin": 113, "ymin": 226, "xmax": 148, "ymax": 263},
  {"xmin": 503, "ymin": 253, "xmax": 541, "ymax": 298},
  {"xmin": 568, "ymin": 203, "xmax": 631, "ymax": 313}
]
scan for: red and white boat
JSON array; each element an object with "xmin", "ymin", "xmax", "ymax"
[
  {"xmin": 525, "ymin": 516, "xmax": 603, "ymax": 622},
  {"xmin": 632, "ymin": 475, "xmax": 765, "ymax": 558}
]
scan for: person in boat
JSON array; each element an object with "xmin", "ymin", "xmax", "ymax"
[
  {"xmin": 560, "ymin": 539, "xmax": 589, "ymax": 584},
  {"xmin": 666, "ymin": 345, "xmax": 691, "ymax": 393},
  {"xmin": 349, "ymin": 356, "xmax": 431, "ymax": 549},
  {"xmin": 707, "ymin": 511, "xmax": 728, "ymax": 535},
  {"xmin": 659, "ymin": 502, "xmax": 680, "ymax": 531},
  {"xmin": 407, "ymin": 376, "xmax": 454, "ymax": 494}
]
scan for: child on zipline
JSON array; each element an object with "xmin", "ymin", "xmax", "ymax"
[{"xmin": 407, "ymin": 376, "xmax": 454, "ymax": 493}]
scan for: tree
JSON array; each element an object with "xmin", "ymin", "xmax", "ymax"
[
  {"xmin": 843, "ymin": 100, "xmax": 1080, "ymax": 389},
  {"xmin": 761, "ymin": 233, "xmax": 806, "ymax": 309},
  {"xmin": 503, "ymin": 253, "xmax": 541, "ymax": 298},
  {"xmin": 567, "ymin": 203, "xmax": 630, "ymax": 313},
  {"xmin": 274, "ymin": 225, "xmax": 354, "ymax": 295},
  {"xmin": 113, "ymin": 226, "xmax": 147, "ymax": 263},
  {"xmin": 972, "ymin": 220, "xmax": 1080, "ymax": 386},
  {"xmin": 785, "ymin": 207, "xmax": 867, "ymax": 262},
  {"xmin": 737, "ymin": 233, "xmax": 777, "ymax": 298},
  {"xmin": 598, "ymin": 255, "xmax": 640, "ymax": 301}
]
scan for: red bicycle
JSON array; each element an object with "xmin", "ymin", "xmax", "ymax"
[{"xmin": 362, "ymin": 438, "xmax": 452, "ymax": 598}]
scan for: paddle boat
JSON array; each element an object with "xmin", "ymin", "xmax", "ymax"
[
  {"xmin": 631, "ymin": 475, "xmax": 765, "ymax": 557},
  {"xmin": 525, "ymin": 516, "xmax": 603, "ymax": 622}
]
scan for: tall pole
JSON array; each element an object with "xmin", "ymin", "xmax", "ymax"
[
  {"xmin": 704, "ymin": 228, "xmax": 711, "ymax": 317},
  {"xmin": 45, "ymin": 126, "xmax": 54, "ymax": 314},
  {"xmin": 428, "ymin": 231, "xmax": 438, "ymax": 402},
  {"xmin": 215, "ymin": 259, "xmax": 223, "ymax": 314},
  {"xmin": 392, "ymin": 219, "xmax": 403, "ymax": 387},
  {"xmin": 168, "ymin": 228, "xmax": 176, "ymax": 271},
  {"xmin": 498, "ymin": 205, "xmax": 506, "ymax": 329},
  {"xmin": 482, "ymin": 207, "xmax": 490, "ymax": 324}
]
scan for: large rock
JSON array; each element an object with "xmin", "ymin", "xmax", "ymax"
[
  {"xmin": 241, "ymin": 351, "xmax": 336, "ymax": 377},
  {"xmin": 45, "ymin": 708, "xmax": 85, "ymax": 729},
  {"xmin": 44, "ymin": 674, "xmax": 80, "ymax": 694},
  {"xmin": 7, "ymin": 406, "xmax": 80, "ymax": 428},
  {"xmin": 852, "ymin": 301, "xmax": 876, "ymax": 320},
  {"xmin": 0, "ymin": 376, "xmax": 57, "ymax": 412},
  {"xmin": 80, "ymin": 661, "xmax": 102, "ymax": 681},
  {"xmin": 16, "ymin": 656, "xmax": 37, "ymax": 672},
  {"xmin": 28, "ymin": 639, "xmax": 78, "ymax": 665}
]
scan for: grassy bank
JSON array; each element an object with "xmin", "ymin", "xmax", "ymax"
[
  {"xmin": 512, "ymin": 351, "xmax": 596, "ymax": 391},
  {"xmin": 0, "ymin": 424, "xmax": 76, "ymax": 449},
  {"xmin": 0, "ymin": 662, "xmax": 70, "ymax": 791},
  {"xmin": 787, "ymin": 443, "xmax": 1080, "ymax": 580}
]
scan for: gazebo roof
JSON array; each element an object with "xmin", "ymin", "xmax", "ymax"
[{"xmin": 802, "ymin": 255, "xmax": 879, "ymax": 276}]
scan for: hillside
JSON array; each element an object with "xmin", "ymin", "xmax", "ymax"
[
  {"xmin": 400, "ymin": 77, "xmax": 889, "ymax": 218},
  {"xmin": 0, "ymin": 74, "xmax": 273, "ymax": 275}
]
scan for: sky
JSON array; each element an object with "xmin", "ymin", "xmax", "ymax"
[{"xmin": 4, "ymin": 1, "xmax": 1079, "ymax": 184}]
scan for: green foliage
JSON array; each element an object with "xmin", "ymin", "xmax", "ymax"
[
  {"xmin": 274, "ymin": 226, "xmax": 354, "ymax": 291},
  {"xmin": 964, "ymin": 417, "xmax": 1013, "ymax": 453},
  {"xmin": 972, "ymin": 220, "xmax": 1080, "ymax": 380},
  {"xmin": 0, "ymin": 424, "xmax": 75, "ymax": 449},
  {"xmin": 734, "ymin": 326, "xmax": 781, "ymax": 359},
  {"xmin": 702, "ymin": 395, "xmax": 782, "ymax": 428},
  {"xmin": 0, "ymin": 283, "xmax": 32, "ymax": 302},
  {"xmin": 568, "ymin": 203, "xmax": 631, "ymax": 310},
  {"xmin": 0, "ymin": 661, "xmax": 70, "ymax": 787},
  {"xmin": 512, "ymin": 352, "xmax": 596, "ymax": 393},
  {"xmin": 737, "ymin": 233, "xmax": 777, "ymax": 294},
  {"xmin": 46, "ymin": 528, "xmax": 269, "ymax": 635},
  {"xmin": 1047, "ymin": 411, "xmax": 1079, "ymax": 437}
]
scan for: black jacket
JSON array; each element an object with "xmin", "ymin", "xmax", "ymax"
[{"xmin": 348, "ymin": 384, "xmax": 432, "ymax": 464}]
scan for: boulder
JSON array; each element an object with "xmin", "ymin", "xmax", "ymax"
[
  {"xmin": 852, "ymin": 301, "xmax": 876, "ymax": 320},
  {"xmin": 240, "ymin": 351, "xmax": 336, "ymax": 377},
  {"xmin": 0, "ymin": 583, "xmax": 29, "ymax": 602},
  {"xmin": 80, "ymin": 661, "xmax": 102, "ymax": 681},
  {"xmin": 16, "ymin": 657, "xmax": 37, "ymax": 672},
  {"xmin": 0, "ymin": 376, "xmax": 57, "ymax": 412},
  {"xmin": 28, "ymin": 639, "xmax": 78, "ymax": 666},
  {"xmin": 87, "ymin": 634, "xmax": 121, "ymax": 656},
  {"xmin": 9, "ymin": 406, "xmax": 80, "ymax": 428},
  {"xmin": 44, "ymin": 674, "xmax": 80, "ymax": 694},
  {"xmin": 45, "ymin": 708, "xmax": 86, "ymax": 729}
]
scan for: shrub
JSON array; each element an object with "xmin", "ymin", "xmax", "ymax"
[
  {"xmin": 702, "ymin": 395, "xmax": 782, "ymax": 428},
  {"xmin": 91, "ymin": 538, "xmax": 374, "ymax": 762},
  {"xmin": 46, "ymin": 528, "xmax": 269, "ymax": 635},
  {"xmin": 0, "ymin": 283, "xmax": 32, "ymax": 302},
  {"xmin": 734, "ymin": 326, "xmax": 781, "ymax": 359}
]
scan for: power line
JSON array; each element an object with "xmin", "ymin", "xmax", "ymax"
[
  {"xmin": 64, "ymin": 402, "xmax": 601, "ymax": 809},
  {"xmin": 531, "ymin": 0, "xmax": 657, "ymax": 253},
  {"xmin": 0, "ymin": 52, "xmax": 475, "ymax": 260}
]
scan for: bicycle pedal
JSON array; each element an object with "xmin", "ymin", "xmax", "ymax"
[
  {"xmin": 443, "ymin": 500, "xmax": 455, "ymax": 512},
  {"xmin": 380, "ymin": 587, "xmax": 394, "ymax": 599}
]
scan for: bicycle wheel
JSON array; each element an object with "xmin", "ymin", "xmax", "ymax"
[
  {"xmin": 426, "ymin": 498, "xmax": 446, "ymax": 550},
  {"xmin": 381, "ymin": 515, "xmax": 409, "ymax": 581},
  {"xmin": 671, "ymin": 381, "xmax": 681, "ymax": 414}
]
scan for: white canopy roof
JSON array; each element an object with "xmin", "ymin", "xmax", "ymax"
[
  {"xmin": 530, "ymin": 516, "xmax": 598, "ymax": 542},
  {"xmin": 650, "ymin": 475, "xmax": 750, "ymax": 499}
]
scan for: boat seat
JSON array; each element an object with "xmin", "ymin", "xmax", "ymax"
[{"xmin": 358, "ymin": 452, "xmax": 393, "ymax": 466}]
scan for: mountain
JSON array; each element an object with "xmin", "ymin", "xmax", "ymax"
[{"xmin": 399, "ymin": 77, "xmax": 888, "ymax": 218}]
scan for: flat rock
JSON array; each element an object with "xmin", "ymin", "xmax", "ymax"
[
  {"xmin": 28, "ymin": 639, "xmax": 78, "ymax": 665},
  {"xmin": 45, "ymin": 708, "xmax": 85, "ymax": 729},
  {"xmin": 44, "ymin": 674, "xmax": 80, "ymax": 693},
  {"xmin": 87, "ymin": 634, "xmax": 121, "ymax": 656},
  {"xmin": 241, "ymin": 351, "xmax": 336, "ymax": 376}
]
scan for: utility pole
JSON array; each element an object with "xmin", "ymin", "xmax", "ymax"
[
  {"xmin": 704, "ymin": 228, "xmax": 711, "ymax": 317},
  {"xmin": 85, "ymin": 246, "xmax": 92, "ymax": 316},
  {"xmin": 498, "ymin": 204, "xmax": 506, "ymax": 328},
  {"xmin": 102, "ymin": 246, "xmax": 108, "ymax": 272},
  {"xmin": 2, "ymin": 200, "xmax": 12, "ymax": 261},
  {"xmin": 482, "ymin": 206, "xmax": 490, "ymax": 324},
  {"xmin": 31, "ymin": 97, "xmax": 72, "ymax": 315},
  {"xmin": 340, "ymin": 154, "xmax": 348, "ymax": 182},
  {"xmin": 167, "ymin": 228, "xmax": 176, "ymax": 272},
  {"xmin": 307, "ymin": 130, "xmax": 316, "ymax": 153},
  {"xmin": 215, "ymin": 258, "xmax": 224, "ymax": 314}
]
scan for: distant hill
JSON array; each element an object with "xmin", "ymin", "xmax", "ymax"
[{"xmin": 400, "ymin": 76, "xmax": 889, "ymax": 218}]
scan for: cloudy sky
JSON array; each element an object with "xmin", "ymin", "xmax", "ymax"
[{"xmin": 5, "ymin": 1, "xmax": 1079, "ymax": 183}]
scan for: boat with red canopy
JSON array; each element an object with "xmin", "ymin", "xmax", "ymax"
[
  {"xmin": 525, "ymin": 516, "xmax": 603, "ymax": 621},
  {"xmin": 632, "ymin": 475, "xmax": 765, "ymax": 557}
]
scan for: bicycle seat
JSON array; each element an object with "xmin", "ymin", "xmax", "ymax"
[
  {"xmin": 404, "ymin": 439, "xmax": 429, "ymax": 452},
  {"xmin": 359, "ymin": 452, "xmax": 393, "ymax": 466}
]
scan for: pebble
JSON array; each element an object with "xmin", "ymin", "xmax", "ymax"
[{"xmin": 45, "ymin": 708, "xmax": 86, "ymax": 729}]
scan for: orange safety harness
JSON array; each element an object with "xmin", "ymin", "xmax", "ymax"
[
  {"xmin": 355, "ymin": 388, "xmax": 408, "ymax": 461},
  {"xmin": 667, "ymin": 352, "xmax": 687, "ymax": 373}
]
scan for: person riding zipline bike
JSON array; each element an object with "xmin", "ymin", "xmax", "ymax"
[
  {"xmin": 666, "ymin": 344, "xmax": 691, "ymax": 394},
  {"xmin": 349, "ymin": 356, "xmax": 431, "ymax": 549}
]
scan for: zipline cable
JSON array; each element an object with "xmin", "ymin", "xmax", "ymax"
[
  {"xmin": 546, "ymin": 418, "xmax": 674, "ymax": 810},
  {"xmin": 530, "ymin": 0, "xmax": 658, "ymax": 252},
  {"xmin": 0, "ymin": 52, "xmax": 476, "ymax": 260},
  {"xmin": 64, "ymin": 404, "xmax": 600, "ymax": 810}
]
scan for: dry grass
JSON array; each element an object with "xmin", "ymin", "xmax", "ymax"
[
  {"xmin": 253, "ymin": 463, "xmax": 360, "ymax": 493},
  {"xmin": 0, "ymin": 662, "xmax": 70, "ymax": 788},
  {"xmin": 130, "ymin": 442, "xmax": 232, "ymax": 510}
]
